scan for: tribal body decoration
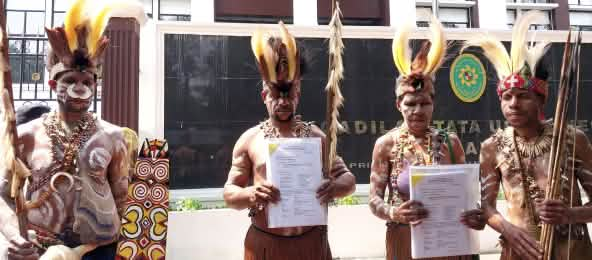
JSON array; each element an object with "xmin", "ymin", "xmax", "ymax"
[{"xmin": 116, "ymin": 139, "xmax": 169, "ymax": 260}]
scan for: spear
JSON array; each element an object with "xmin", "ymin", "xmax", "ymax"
[
  {"xmin": 323, "ymin": 0, "xmax": 345, "ymax": 177},
  {"xmin": 540, "ymin": 30, "xmax": 582, "ymax": 260},
  {"xmin": 0, "ymin": 0, "xmax": 29, "ymax": 238}
]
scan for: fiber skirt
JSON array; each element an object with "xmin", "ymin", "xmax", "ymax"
[{"xmin": 244, "ymin": 224, "xmax": 332, "ymax": 260}]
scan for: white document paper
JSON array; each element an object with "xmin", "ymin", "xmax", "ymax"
[
  {"xmin": 266, "ymin": 138, "xmax": 327, "ymax": 228},
  {"xmin": 409, "ymin": 164, "xmax": 480, "ymax": 258}
]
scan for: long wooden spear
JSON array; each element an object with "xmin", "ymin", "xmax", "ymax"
[
  {"xmin": 0, "ymin": 0, "xmax": 29, "ymax": 238},
  {"xmin": 540, "ymin": 30, "xmax": 582, "ymax": 260},
  {"xmin": 323, "ymin": 0, "xmax": 345, "ymax": 177}
]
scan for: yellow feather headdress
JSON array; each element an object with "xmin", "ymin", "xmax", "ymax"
[
  {"xmin": 45, "ymin": 0, "xmax": 146, "ymax": 80},
  {"xmin": 462, "ymin": 11, "xmax": 550, "ymax": 98},
  {"xmin": 392, "ymin": 16, "xmax": 446, "ymax": 97},
  {"xmin": 251, "ymin": 22, "xmax": 300, "ymax": 93}
]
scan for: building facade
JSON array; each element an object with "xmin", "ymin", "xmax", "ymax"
[{"xmin": 4, "ymin": 0, "xmax": 592, "ymax": 191}]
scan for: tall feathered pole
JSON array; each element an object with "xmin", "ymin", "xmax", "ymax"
[
  {"xmin": 540, "ymin": 30, "xmax": 581, "ymax": 260},
  {"xmin": 323, "ymin": 0, "xmax": 345, "ymax": 177},
  {"xmin": 0, "ymin": 0, "xmax": 30, "ymax": 238}
]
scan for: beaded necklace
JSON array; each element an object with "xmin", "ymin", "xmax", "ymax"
[
  {"xmin": 389, "ymin": 127, "xmax": 445, "ymax": 204},
  {"xmin": 26, "ymin": 111, "xmax": 96, "ymax": 209}
]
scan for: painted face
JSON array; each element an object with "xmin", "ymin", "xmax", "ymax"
[
  {"xmin": 397, "ymin": 91, "xmax": 434, "ymax": 133},
  {"xmin": 261, "ymin": 81, "xmax": 300, "ymax": 122},
  {"xmin": 500, "ymin": 88, "xmax": 543, "ymax": 128},
  {"xmin": 53, "ymin": 70, "xmax": 96, "ymax": 113}
]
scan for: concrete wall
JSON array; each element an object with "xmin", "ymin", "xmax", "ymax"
[{"xmin": 167, "ymin": 203, "xmax": 509, "ymax": 259}]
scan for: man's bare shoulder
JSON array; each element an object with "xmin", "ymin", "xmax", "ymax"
[
  {"xmin": 310, "ymin": 124, "xmax": 325, "ymax": 138},
  {"xmin": 233, "ymin": 125, "xmax": 262, "ymax": 151},
  {"xmin": 480, "ymin": 135, "xmax": 499, "ymax": 152},
  {"xmin": 96, "ymin": 119, "xmax": 123, "ymax": 133},
  {"xmin": 573, "ymin": 127, "xmax": 589, "ymax": 144},
  {"xmin": 479, "ymin": 134, "xmax": 501, "ymax": 164},
  {"xmin": 16, "ymin": 117, "xmax": 45, "ymax": 142},
  {"xmin": 571, "ymin": 127, "xmax": 592, "ymax": 155},
  {"xmin": 95, "ymin": 119, "xmax": 127, "ymax": 142}
]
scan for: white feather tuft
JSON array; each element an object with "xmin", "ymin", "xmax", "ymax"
[
  {"xmin": 510, "ymin": 11, "xmax": 545, "ymax": 72},
  {"xmin": 462, "ymin": 35, "xmax": 511, "ymax": 80}
]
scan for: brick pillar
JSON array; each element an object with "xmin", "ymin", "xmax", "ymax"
[
  {"xmin": 101, "ymin": 17, "xmax": 140, "ymax": 132},
  {"xmin": 381, "ymin": 0, "xmax": 390, "ymax": 26},
  {"xmin": 471, "ymin": 0, "xmax": 480, "ymax": 28},
  {"xmin": 552, "ymin": 0, "xmax": 570, "ymax": 30}
]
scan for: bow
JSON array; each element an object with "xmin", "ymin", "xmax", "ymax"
[{"xmin": 540, "ymin": 30, "xmax": 582, "ymax": 260}]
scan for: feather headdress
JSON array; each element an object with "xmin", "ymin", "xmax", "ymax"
[
  {"xmin": 392, "ymin": 16, "xmax": 446, "ymax": 98},
  {"xmin": 462, "ymin": 11, "xmax": 550, "ymax": 99},
  {"xmin": 45, "ymin": 0, "xmax": 146, "ymax": 80},
  {"xmin": 251, "ymin": 22, "xmax": 300, "ymax": 95}
]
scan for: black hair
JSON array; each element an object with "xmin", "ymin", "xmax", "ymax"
[
  {"xmin": 534, "ymin": 55, "xmax": 550, "ymax": 81},
  {"xmin": 16, "ymin": 104, "xmax": 51, "ymax": 126}
]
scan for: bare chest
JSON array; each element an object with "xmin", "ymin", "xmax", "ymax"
[
  {"xmin": 497, "ymin": 152, "xmax": 550, "ymax": 191},
  {"xmin": 24, "ymin": 128, "xmax": 114, "ymax": 192},
  {"xmin": 249, "ymin": 136, "xmax": 271, "ymax": 184}
]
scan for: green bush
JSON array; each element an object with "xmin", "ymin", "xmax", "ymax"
[
  {"xmin": 173, "ymin": 198, "xmax": 203, "ymax": 211},
  {"xmin": 332, "ymin": 195, "xmax": 361, "ymax": 206}
]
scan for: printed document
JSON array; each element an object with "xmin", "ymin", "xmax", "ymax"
[
  {"xmin": 266, "ymin": 138, "xmax": 327, "ymax": 228},
  {"xmin": 409, "ymin": 164, "xmax": 480, "ymax": 258}
]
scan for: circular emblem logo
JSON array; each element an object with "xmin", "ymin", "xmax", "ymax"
[{"xmin": 449, "ymin": 53, "xmax": 486, "ymax": 103}]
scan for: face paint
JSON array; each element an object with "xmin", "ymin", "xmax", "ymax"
[
  {"xmin": 262, "ymin": 82, "xmax": 300, "ymax": 122},
  {"xmin": 55, "ymin": 71, "xmax": 96, "ymax": 113},
  {"xmin": 66, "ymin": 83, "xmax": 93, "ymax": 100}
]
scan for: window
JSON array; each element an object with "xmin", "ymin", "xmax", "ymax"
[
  {"xmin": 159, "ymin": 0, "xmax": 191, "ymax": 21},
  {"xmin": 141, "ymin": 0, "xmax": 153, "ymax": 18},
  {"xmin": 215, "ymin": 0, "xmax": 293, "ymax": 24},
  {"xmin": 317, "ymin": 0, "xmax": 387, "ymax": 26},
  {"xmin": 570, "ymin": 11, "xmax": 592, "ymax": 31},
  {"xmin": 569, "ymin": 0, "xmax": 592, "ymax": 5},
  {"xmin": 507, "ymin": 10, "xmax": 516, "ymax": 27},
  {"xmin": 52, "ymin": 0, "xmax": 69, "ymax": 27},
  {"xmin": 507, "ymin": 0, "xmax": 551, "ymax": 3},
  {"xmin": 416, "ymin": 7, "xmax": 470, "ymax": 28},
  {"xmin": 506, "ymin": 10, "xmax": 553, "ymax": 30},
  {"xmin": 6, "ymin": 0, "xmax": 45, "ymax": 37}
]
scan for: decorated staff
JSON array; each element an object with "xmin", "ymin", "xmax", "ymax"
[{"xmin": 323, "ymin": 0, "xmax": 345, "ymax": 178}]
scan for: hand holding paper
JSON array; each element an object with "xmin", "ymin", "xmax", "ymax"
[
  {"xmin": 266, "ymin": 138, "xmax": 327, "ymax": 228},
  {"xmin": 391, "ymin": 200, "xmax": 429, "ymax": 225},
  {"xmin": 409, "ymin": 164, "xmax": 481, "ymax": 258},
  {"xmin": 248, "ymin": 181, "xmax": 280, "ymax": 206}
]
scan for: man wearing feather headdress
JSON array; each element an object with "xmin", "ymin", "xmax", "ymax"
[
  {"xmin": 0, "ymin": 0, "xmax": 144, "ymax": 259},
  {"xmin": 466, "ymin": 11, "xmax": 592, "ymax": 260},
  {"xmin": 368, "ymin": 16, "xmax": 483, "ymax": 260},
  {"xmin": 223, "ymin": 22, "xmax": 355, "ymax": 260}
]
